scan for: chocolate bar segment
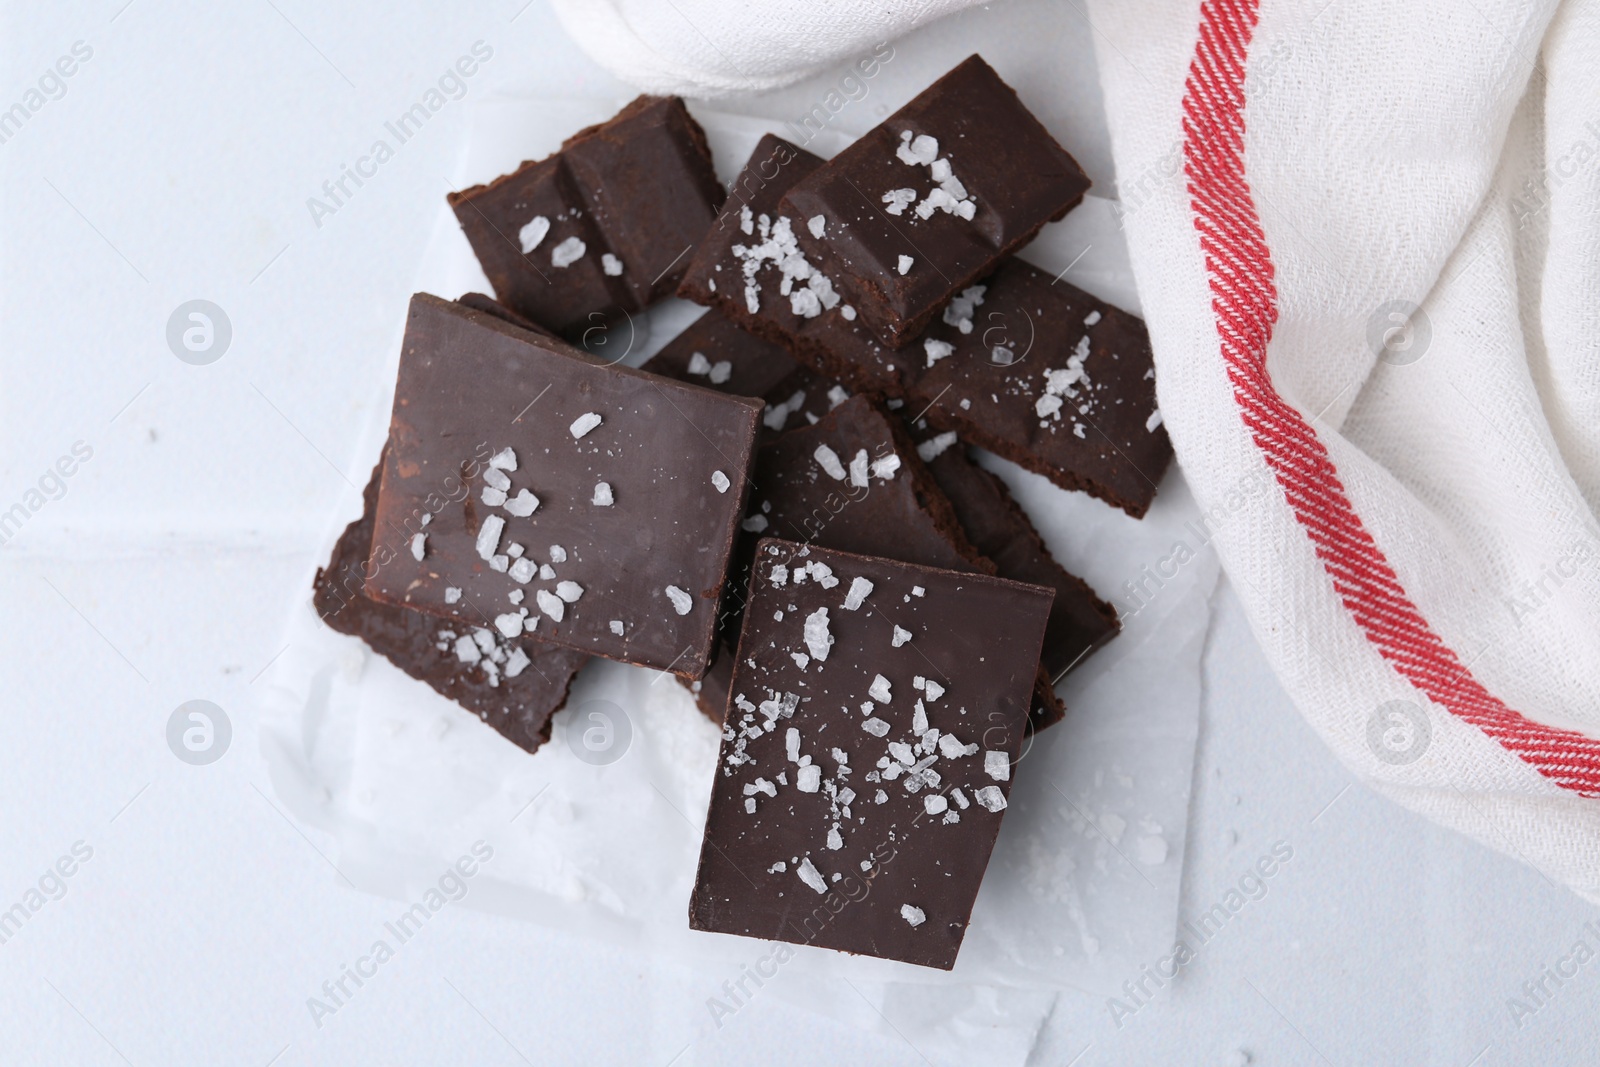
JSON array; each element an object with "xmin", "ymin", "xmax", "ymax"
[
  {"xmin": 778, "ymin": 55, "xmax": 1089, "ymax": 348},
  {"xmin": 906, "ymin": 257, "xmax": 1171, "ymax": 518},
  {"xmin": 689, "ymin": 538, "xmax": 1052, "ymax": 970},
  {"xmin": 365, "ymin": 293, "xmax": 762, "ymax": 679},
  {"xmin": 449, "ymin": 96, "xmax": 722, "ymax": 338},
  {"xmin": 314, "ymin": 455, "xmax": 586, "ymax": 754}
]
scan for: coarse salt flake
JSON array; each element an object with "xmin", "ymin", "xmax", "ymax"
[
  {"xmin": 550, "ymin": 235, "xmax": 586, "ymax": 268},
  {"xmin": 984, "ymin": 750, "xmax": 1011, "ymax": 781},
  {"xmin": 665, "ymin": 586, "xmax": 694, "ymax": 615},
  {"xmin": 712, "ymin": 470, "xmax": 731, "ymax": 494},
  {"xmin": 518, "ymin": 216, "xmax": 550, "ymax": 253},
  {"xmin": 842, "ymin": 576, "xmax": 873, "ymax": 611},
  {"xmin": 570, "ymin": 412, "xmax": 603, "ymax": 439},
  {"xmin": 901, "ymin": 904, "xmax": 926, "ymax": 927}
]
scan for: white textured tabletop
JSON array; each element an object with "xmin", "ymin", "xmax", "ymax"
[{"xmin": 1, "ymin": 2, "xmax": 1594, "ymax": 1064}]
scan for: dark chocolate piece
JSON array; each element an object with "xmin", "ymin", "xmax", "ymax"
[
  {"xmin": 365, "ymin": 293, "xmax": 762, "ymax": 679},
  {"xmin": 449, "ymin": 96, "xmax": 722, "ymax": 338},
  {"xmin": 909, "ymin": 427, "xmax": 1120, "ymax": 681},
  {"xmin": 905, "ymin": 257, "xmax": 1171, "ymax": 519},
  {"xmin": 642, "ymin": 310, "xmax": 840, "ymax": 443},
  {"xmin": 679, "ymin": 136, "xmax": 1171, "ymax": 518},
  {"xmin": 689, "ymin": 538, "xmax": 1053, "ymax": 970},
  {"xmin": 777, "ymin": 55, "xmax": 1089, "ymax": 348},
  {"xmin": 314, "ymin": 455, "xmax": 586, "ymax": 754}
]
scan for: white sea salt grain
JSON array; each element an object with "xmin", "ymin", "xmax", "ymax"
[
  {"xmin": 444, "ymin": 587, "xmax": 462, "ymax": 604},
  {"xmin": 570, "ymin": 412, "xmax": 602, "ymax": 439},
  {"xmin": 862, "ymin": 717, "xmax": 890, "ymax": 737},
  {"xmin": 475, "ymin": 515, "xmax": 505, "ymax": 561},
  {"xmin": 814, "ymin": 444, "xmax": 846, "ymax": 480},
  {"xmin": 797, "ymin": 858, "xmax": 827, "ymax": 894},
  {"xmin": 609, "ymin": 620, "xmax": 624, "ymax": 636},
  {"xmin": 892, "ymin": 626, "xmax": 912, "ymax": 647},
  {"xmin": 592, "ymin": 482, "xmax": 614, "ymax": 506},
  {"xmin": 665, "ymin": 586, "xmax": 693, "ymax": 615},
  {"xmin": 601, "ymin": 252, "xmax": 624, "ymax": 276},
  {"xmin": 848, "ymin": 449, "xmax": 869, "ymax": 488},
  {"xmin": 481, "ymin": 486, "xmax": 508, "ymax": 507},
  {"xmin": 410, "ymin": 533, "xmax": 426, "ymax": 561},
  {"xmin": 897, "ymin": 255, "xmax": 913, "ymax": 275},
  {"xmin": 985, "ymin": 750, "xmax": 1011, "ymax": 781},
  {"xmin": 974, "ymin": 785, "xmax": 1007, "ymax": 812},
  {"xmin": 871, "ymin": 454, "xmax": 901, "ymax": 480},
  {"xmin": 804, "ymin": 607, "xmax": 833, "ymax": 661},
  {"xmin": 712, "ymin": 470, "xmax": 731, "ymax": 493},
  {"xmin": 536, "ymin": 590, "xmax": 564, "ymax": 621},
  {"xmin": 901, "ymin": 904, "xmax": 925, "ymax": 927},
  {"xmin": 842, "ymin": 576, "xmax": 873, "ymax": 611},
  {"xmin": 518, "ymin": 216, "xmax": 550, "ymax": 253},
  {"xmin": 868, "ymin": 674, "xmax": 892, "ymax": 703},
  {"xmin": 504, "ymin": 489, "xmax": 539, "ymax": 516},
  {"xmin": 555, "ymin": 581, "xmax": 583, "ymax": 603},
  {"xmin": 924, "ymin": 338, "xmax": 954, "ymax": 367},
  {"xmin": 924, "ymin": 794, "xmax": 948, "ymax": 815},
  {"xmin": 808, "ymin": 215, "xmax": 826, "ymax": 238},
  {"xmin": 489, "ymin": 447, "xmax": 517, "ymax": 471},
  {"xmin": 550, "ymin": 236, "xmax": 586, "ymax": 268}
]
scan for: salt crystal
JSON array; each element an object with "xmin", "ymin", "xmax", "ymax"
[
  {"xmin": 444, "ymin": 587, "xmax": 462, "ymax": 604},
  {"xmin": 489, "ymin": 447, "xmax": 517, "ymax": 471},
  {"xmin": 551, "ymin": 236, "xmax": 586, "ymax": 268},
  {"xmin": 924, "ymin": 794, "xmax": 948, "ymax": 815},
  {"xmin": 609, "ymin": 620, "xmax": 624, "ymax": 636},
  {"xmin": 742, "ymin": 514, "xmax": 769, "ymax": 533},
  {"xmin": 796, "ymin": 765, "xmax": 821, "ymax": 792},
  {"xmin": 848, "ymin": 449, "xmax": 869, "ymax": 488},
  {"xmin": 923, "ymin": 679, "xmax": 945, "ymax": 702},
  {"xmin": 555, "ymin": 580, "xmax": 583, "ymax": 603},
  {"xmin": 862, "ymin": 717, "xmax": 890, "ymax": 737},
  {"xmin": 1084, "ymin": 310, "xmax": 1102, "ymax": 326},
  {"xmin": 509, "ymin": 558, "xmax": 535, "ymax": 584},
  {"xmin": 665, "ymin": 586, "xmax": 693, "ymax": 615},
  {"xmin": 808, "ymin": 215, "xmax": 826, "ymax": 238},
  {"xmin": 570, "ymin": 412, "xmax": 602, "ymax": 439},
  {"xmin": 508, "ymin": 589, "xmax": 524, "ymax": 605},
  {"xmin": 826, "ymin": 827, "xmax": 843, "ymax": 850},
  {"xmin": 505, "ymin": 647, "xmax": 530, "ymax": 678},
  {"xmin": 868, "ymin": 674, "xmax": 892, "ymax": 703},
  {"xmin": 912, "ymin": 586, "xmax": 925, "ymax": 597},
  {"xmin": 1146, "ymin": 409, "xmax": 1164, "ymax": 432},
  {"xmin": 601, "ymin": 253, "xmax": 624, "ymax": 276},
  {"xmin": 592, "ymin": 482, "xmax": 614, "ymax": 506},
  {"xmin": 410, "ymin": 533, "xmax": 426, "ymax": 561},
  {"xmin": 549, "ymin": 545, "xmax": 567, "ymax": 563},
  {"xmin": 475, "ymin": 515, "xmax": 505, "ymax": 560},
  {"xmin": 924, "ymin": 338, "xmax": 954, "ymax": 367},
  {"xmin": 882, "ymin": 188, "xmax": 917, "ymax": 215},
  {"xmin": 871, "ymin": 454, "xmax": 900, "ymax": 480},
  {"xmin": 984, "ymin": 750, "xmax": 1011, "ymax": 781},
  {"xmin": 483, "ymin": 468, "xmax": 510, "ymax": 492},
  {"xmin": 481, "ymin": 486, "xmax": 508, "ymax": 507},
  {"xmin": 518, "ymin": 216, "xmax": 550, "ymax": 253},
  {"xmin": 536, "ymin": 590, "xmax": 564, "ymax": 622},
  {"xmin": 974, "ymin": 785, "xmax": 1007, "ymax": 812},
  {"xmin": 453, "ymin": 634, "xmax": 481, "ymax": 663},
  {"xmin": 770, "ymin": 564, "xmax": 788, "ymax": 587},
  {"xmin": 901, "ymin": 904, "xmax": 926, "ymax": 927},
  {"xmin": 842, "ymin": 576, "xmax": 873, "ymax": 611},
  {"xmin": 688, "ymin": 352, "xmax": 711, "ymax": 375},
  {"xmin": 804, "ymin": 607, "xmax": 833, "ymax": 661},
  {"xmin": 897, "ymin": 255, "xmax": 913, "ymax": 275},
  {"xmin": 504, "ymin": 489, "xmax": 539, "ymax": 516},
  {"xmin": 797, "ymin": 858, "xmax": 827, "ymax": 894},
  {"xmin": 892, "ymin": 626, "xmax": 912, "ymax": 647},
  {"xmin": 814, "ymin": 444, "xmax": 846, "ymax": 480},
  {"xmin": 539, "ymin": 564, "xmax": 556, "ymax": 580},
  {"xmin": 709, "ymin": 361, "xmax": 732, "ymax": 384},
  {"xmin": 494, "ymin": 611, "xmax": 525, "ymax": 639},
  {"xmin": 712, "ymin": 470, "xmax": 731, "ymax": 494},
  {"xmin": 916, "ymin": 431, "xmax": 958, "ymax": 462}
]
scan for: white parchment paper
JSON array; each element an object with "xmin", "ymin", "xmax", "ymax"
[{"xmin": 258, "ymin": 100, "xmax": 1219, "ymax": 1063}]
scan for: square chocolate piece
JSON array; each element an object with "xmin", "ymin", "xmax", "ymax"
[
  {"xmin": 777, "ymin": 55, "xmax": 1089, "ymax": 348},
  {"xmin": 689, "ymin": 538, "xmax": 1053, "ymax": 970},
  {"xmin": 314, "ymin": 455, "xmax": 586, "ymax": 754},
  {"xmin": 364, "ymin": 293, "xmax": 762, "ymax": 678},
  {"xmin": 449, "ymin": 96, "xmax": 723, "ymax": 338}
]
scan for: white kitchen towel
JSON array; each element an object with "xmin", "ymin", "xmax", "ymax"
[{"xmin": 554, "ymin": 0, "xmax": 1600, "ymax": 898}]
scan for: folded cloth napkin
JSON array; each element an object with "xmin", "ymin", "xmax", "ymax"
[{"xmin": 553, "ymin": 0, "xmax": 1600, "ymax": 899}]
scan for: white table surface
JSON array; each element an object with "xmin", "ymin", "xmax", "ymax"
[{"xmin": 2, "ymin": 1, "xmax": 1596, "ymax": 1064}]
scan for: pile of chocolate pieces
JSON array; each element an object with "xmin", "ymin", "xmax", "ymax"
[{"xmin": 313, "ymin": 55, "xmax": 1172, "ymax": 972}]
